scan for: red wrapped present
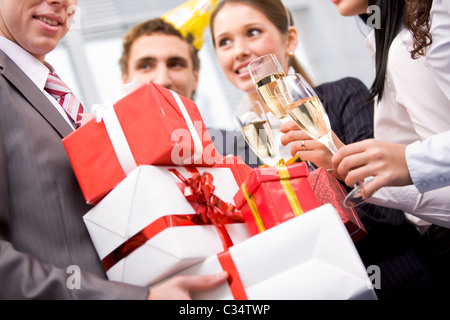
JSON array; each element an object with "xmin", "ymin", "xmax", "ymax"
[
  {"xmin": 62, "ymin": 82, "xmax": 220, "ymax": 204},
  {"xmin": 307, "ymin": 168, "xmax": 367, "ymax": 242},
  {"xmin": 83, "ymin": 165, "xmax": 251, "ymax": 286},
  {"xmin": 233, "ymin": 162, "xmax": 319, "ymax": 236}
]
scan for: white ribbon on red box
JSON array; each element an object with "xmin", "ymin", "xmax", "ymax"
[{"xmin": 92, "ymin": 89, "xmax": 204, "ymax": 175}]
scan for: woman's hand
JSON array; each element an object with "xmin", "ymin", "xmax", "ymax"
[
  {"xmin": 331, "ymin": 139, "xmax": 412, "ymax": 199},
  {"xmin": 280, "ymin": 120, "xmax": 344, "ymax": 178}
]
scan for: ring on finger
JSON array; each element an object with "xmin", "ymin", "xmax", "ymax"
[{"xmin": 300, "ymin": 140, "xmax": 306, "ymax": 151}]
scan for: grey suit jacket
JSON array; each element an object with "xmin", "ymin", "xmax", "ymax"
[{"xmin": 0, "ymin": 50, "xmax": 148, "ymax": 299}]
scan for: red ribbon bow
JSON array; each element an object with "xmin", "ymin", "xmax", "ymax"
[
  {"xmin": 169, "ymin": 168, "xmax": 244, "ymax": 250},
  {"xmin": 101, "ymin": 168, "xmax": 244, "ymax": 272}
]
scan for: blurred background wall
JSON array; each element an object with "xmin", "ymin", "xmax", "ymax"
[{"xmin": 48, "ymin": 0, "xmax": 375, "ymax": 130}]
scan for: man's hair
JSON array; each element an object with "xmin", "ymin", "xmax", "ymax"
[{"xmin": 119, "ymin": 18, "xmax": 200, "ymax": 76}]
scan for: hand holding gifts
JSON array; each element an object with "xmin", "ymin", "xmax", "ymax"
[
  {"xmin": 159, "ymin": 204, "xmax": 377, "ymax": 300},
  {"xmin": 83, "ymin": 165, "xmax": 251, "ymax": 286}
]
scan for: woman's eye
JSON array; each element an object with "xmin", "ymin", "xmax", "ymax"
[
  {"xmin": 248, "ymin": 28, "xmax": 262, "ymax": 37},
  {"xmin": 218, "ymin": 38, "xmax": 231, "ymax": 47}
]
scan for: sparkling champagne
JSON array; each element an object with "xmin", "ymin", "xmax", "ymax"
[
  {"xmin": 241, "ymin": 120, "xmax": 277, "ymax": 165},
  {"xmin": 256, "ymin": 73, "xmax": 287, "ymax": 118},
  {"xmin": 286, "ymin": 96, "xmax": 330, "ymax": 140}
]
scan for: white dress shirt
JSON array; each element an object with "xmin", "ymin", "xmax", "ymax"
[
  {"xmin": 365, "ymin": 27, "xmax": 450, "ymax": 229},
  {"xmin": 403, "ymin": 0, "xmax": 450, "ymax": 195},
  {"xmin": 427, "ymin": 0, "xmax": 450, "ymax": 101},
  {"xmin": 0, "ymin": 36, "xmax": 75, "ymax": 129},
  {"xmin": 406, "ymin": 130, "xmax": 450, "ymax": 193}
]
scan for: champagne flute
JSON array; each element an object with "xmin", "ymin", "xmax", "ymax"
[
  {"xmin": 248, "ymin": 54, "xmax": 288, "ymax": 121},
  {"xmin": 234, "ymin": 101, "xmax": 280, "ymax": 166},
  {"xmin": 274, "ymin": 73, "xmax": 369, "ymax": 207},
  {"xmin": 248, "ymin": 54, "xmax": 316, "ymax": 171}
]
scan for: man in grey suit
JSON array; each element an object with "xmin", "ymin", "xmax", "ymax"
[{"xmin": 0, "ymin": 0, "xmax": 227, "ymax": 299}]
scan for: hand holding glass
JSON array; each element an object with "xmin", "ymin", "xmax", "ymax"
[
  {"xmin": 274, "ymin": 73, "xmax": 368, "ymax": 207},
  {"xmin": 234, "ymin": 101, "xmax": 280, "ymax": 166}
]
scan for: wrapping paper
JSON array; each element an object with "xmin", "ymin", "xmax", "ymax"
[
  {"xmin": 234, "ymin": 162, "xmax": 319, "ymax": 235},
  {"xmin": 63, "ymin": 82, "xmax": 219, "ymax": 204},
  {"xmin": 308, "ymin": 168, "xmax": 367, "ymax": 241},
  {"xmin": 83, "ymin": 165, "xmax": 250, "ymax": 286},
  {"xmin": 162, "ymin": 204, "xmax": 377, "ymax": 300}
]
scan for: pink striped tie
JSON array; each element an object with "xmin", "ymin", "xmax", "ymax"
[{"xmin": 45, "ymin": 72, "xmax": 85, "ymax": 128}]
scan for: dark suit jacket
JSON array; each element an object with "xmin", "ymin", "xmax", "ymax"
[
  {"xmin": 214, "ymin": 77, "xmax": 438, "ymax": 299},
  {"xmin": 0, "ymin": 50, "xmax": 148, "ymax": 299}
]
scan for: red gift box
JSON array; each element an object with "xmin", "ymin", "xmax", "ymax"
[
  {"xmin": 307, "ymin": 168, "xmax": 367, "ymax": 242},
  {"xmin": 62, "ymin": 82, "xmax": 220, "ymax": 204},
  {"xmin": 233, "ymin": 162, "xmax": 319, "ymax": 236}
]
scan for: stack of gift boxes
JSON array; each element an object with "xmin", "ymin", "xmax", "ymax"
[{"xmin": 63, "ymin": 82, "xmax": 376, "ymax": 300}]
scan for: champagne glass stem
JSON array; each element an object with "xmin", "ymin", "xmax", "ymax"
[{"xmin": 317, "ymin": 131, "xmax": 338, "ymax": 155}]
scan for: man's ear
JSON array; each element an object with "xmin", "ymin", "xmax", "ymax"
[
  {"xmin": 193, "ymin": 69, "xmax": 200, "ymax": 89},
  {"xmin": 121, "ymin": 73, "xmax": 129, "ymax": 84},
  {"xmin": 189, "ymin": 69, "xmax": 200, "ymax": 100}
]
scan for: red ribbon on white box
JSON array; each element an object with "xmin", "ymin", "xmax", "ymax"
[
  {"xmin": 101, "ymin": 167, "xmax": 245, "ymax": 273},
  {"xmin": 218, "ymin": 250, "xmax": 248, "ymax": 300}
]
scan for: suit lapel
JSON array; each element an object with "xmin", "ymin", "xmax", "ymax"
[{"xmin": 0, "ymin": 51, "xmax": 73, "ymax": 138}]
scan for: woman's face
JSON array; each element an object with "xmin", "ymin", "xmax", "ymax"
[
  {"xmin": 329, "ymin": 0, "xmax": 369, "ymax": 17},
  {"xmin": 212, "ymin": 3, "xmax": 295, "ymax": 94}
]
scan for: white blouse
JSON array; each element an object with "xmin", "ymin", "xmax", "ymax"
[{"xmin": 365, "ymin": 27, "xmax": 450, "ymax": 229}]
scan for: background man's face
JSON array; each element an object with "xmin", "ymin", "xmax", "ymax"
[{"xmin": 123, "ymin": 33, "xmax": 199, "ymax": 99}]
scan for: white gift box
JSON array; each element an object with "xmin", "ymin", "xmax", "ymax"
[
  {"xmin": 163, "ymin": 204, "xmax": 377, "ymax": 300},
  {"xmin": 83, "ymin": 165, "xmax": 250, "ymax": 286}
]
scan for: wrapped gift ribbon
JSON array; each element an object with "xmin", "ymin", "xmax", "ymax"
[
  {"xmin": 240, "ymin": 159, "xmax": 306, "ymax": 234},
  {"xmin": 169, "ymin": 167, "xmax": 244, "ymax": 249},
  {"xmin": 218, "ymin": 250, "xmax": 248, "ymax": 300},
  {"xmin": 101, "ymin": 168, "xmax": 244, "ymax": 272},
  {"xmin": 78, "ymin": 89, "xmax": 204, "ymax": 177}
]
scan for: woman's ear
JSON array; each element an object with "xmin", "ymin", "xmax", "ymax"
[{"xmin": 286, "ymin": 26, "xmax": 299, "ymax": 54}]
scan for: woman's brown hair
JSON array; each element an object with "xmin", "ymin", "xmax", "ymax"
[
  {"xmin": 210, "ymin": 0, "xmax": 314, "ymax": 86},
  {"xmin": 406, "ymin": 0, "xmax": 433, "ymax": 59}
]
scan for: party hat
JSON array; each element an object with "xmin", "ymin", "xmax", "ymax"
[{"xmin": 161, "ymin": 0, "xmax": 218, "ymax": 50}]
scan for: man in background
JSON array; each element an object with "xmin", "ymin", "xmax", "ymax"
[{"xmin": 118, "ymin": 17, "xmax": 260, "ymax": 167}]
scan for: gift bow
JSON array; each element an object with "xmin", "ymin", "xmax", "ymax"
[
  {"xmin": 172, "ymin": 168, "xmax": 248, "ymax": 300},
  {"xmin": 101, "ymin": 168, "xmax": 244, "ymax": 272},
  {"xmin": 170, "ymin": 168, "xmax": 244, "ymax": 249}
]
